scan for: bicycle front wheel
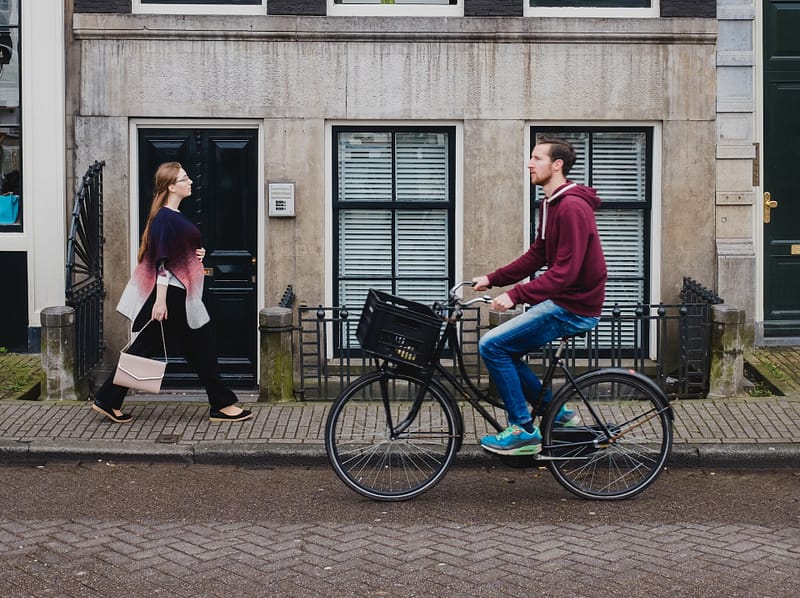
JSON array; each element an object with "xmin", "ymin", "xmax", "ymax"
[
  {"xmin": 325, "ymin": 369, "xmax": 460, "ymax": 502},
  {"xmin": 542, "ymin": 370, "xmax": 673, "ymax": 500}
]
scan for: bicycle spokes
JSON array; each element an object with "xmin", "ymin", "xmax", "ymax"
[{"xmin": 543, "ymin": 371, "xmax": 672, "ymax": 500}]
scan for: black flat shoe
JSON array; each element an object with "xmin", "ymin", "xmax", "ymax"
[
  {"xmin": 92, "ymin": 400, "xmax": 133, "ymax": 423},
  {"xmin": 209, "ymin": 408, "xmax": 253, "ymax": 422}
]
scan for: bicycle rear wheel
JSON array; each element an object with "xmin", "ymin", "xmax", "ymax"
[
  {"xmin": 542, "ymin": 369, "xmax": 673, "ymax": 500},
  {"xmin": 325, "ymin": 369, "xmax": 460, "ymax": 501}
]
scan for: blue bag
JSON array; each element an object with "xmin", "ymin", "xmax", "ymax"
[{"xmin": 0, "ymin": 193, "xmax": 18, "ymax": 224}]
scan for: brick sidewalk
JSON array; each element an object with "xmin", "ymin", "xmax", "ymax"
[
  {"xmin": 0, "ymin": 341, "xmax": 798, "ymax": 467},
  {"xmin": 1, "ymin": 394, "xmax": 799, "ymax": 468}
]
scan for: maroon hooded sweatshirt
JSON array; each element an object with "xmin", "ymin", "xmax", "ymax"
[{"xmin": 487, "ymin": 182, "xmax": 607, "ymax": 317}]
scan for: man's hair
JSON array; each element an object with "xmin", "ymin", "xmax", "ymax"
[{"xmin": 536, "ymin": 136, "xmax": 577, "ymax": 176}]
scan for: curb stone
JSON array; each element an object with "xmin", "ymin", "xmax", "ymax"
[{"xmin": 2, "ymin": 438, "xmax": 799, "ymax": 470}]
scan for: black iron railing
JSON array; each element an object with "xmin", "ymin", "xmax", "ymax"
[
  {"xmin": 296, "ymin": 304, "xmax": 482, "ymax": 400},
  {"xmin": 680, "ymin": 276, "xmax": 723, "ymax": 396},
  {"xmin": 530, "ymin": 301, "xmax": 713, "ymax": 398},
  {"xmin": 65, "ymin": 161, "xmax": 106, "ymax": 380},
  {"xmin": 293, "ymin": 279, "xmax": 721, "ymax": 400}
]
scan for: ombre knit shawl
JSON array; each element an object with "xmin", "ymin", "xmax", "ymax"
[{"xmin": 117, "ymin": 207, "xmax": 210, "ymax": 330}]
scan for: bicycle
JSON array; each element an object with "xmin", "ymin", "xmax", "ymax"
[{"xmin": 324, "ymin": 281, "xmax": 674, "ymax": 502}]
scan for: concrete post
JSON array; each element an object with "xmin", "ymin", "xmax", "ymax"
[
  {"xmin": 486, "ymin": 308, "xmax": 521, "ymax": 399},
  {"xmin": 259, "ymin": 307, "xmax": 294, "ymax": 402},
  {"xmin": 40, "ymin": 306, "xmax": 78, "ymax": 401},
  {"xmin": 707, "ymin": 304, "xmax": 746, "ymax": 398}
]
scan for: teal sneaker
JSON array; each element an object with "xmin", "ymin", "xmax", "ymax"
[
  {"xmin": 553, "ymin": 406, "xmax": 581, "ymax": 427},
  {"xmin": 537, "ymin": 404, "xmax": 581, "ymax": 427},
  {"xmin": 480, "ymin": 425, "xmax": 542, "ymax": 456}
]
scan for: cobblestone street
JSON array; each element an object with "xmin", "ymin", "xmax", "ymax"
[{"xmin": 2, "ymin": 463, "xmax": 798, "ymax": 597}]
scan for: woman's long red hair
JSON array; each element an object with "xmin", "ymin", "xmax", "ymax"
[{"xmin": 137, "ymin": 162, "xmax": 181, "ymax": 263}]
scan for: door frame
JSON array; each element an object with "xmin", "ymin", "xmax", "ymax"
[
  {"xmin": 128, "ymin": 118, "xmax": 266, "ymax": 380},
  {"xmin": 755, "ymin": 0, "xmax": 765, "ymax": 338}
]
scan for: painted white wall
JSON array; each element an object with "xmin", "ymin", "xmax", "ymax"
[{"xmin": 21, "ymin": 0, "xmax": 66, "ymax": 325}]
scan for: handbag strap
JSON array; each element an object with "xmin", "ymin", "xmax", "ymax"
[{"xmin": 121, "ymin": 319, "xmax": 168, "ymax": 362}]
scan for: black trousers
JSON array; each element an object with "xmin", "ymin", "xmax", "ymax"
[{"xmin": 96, "ymin": 286, "xmax": 237, "ymax": 411}]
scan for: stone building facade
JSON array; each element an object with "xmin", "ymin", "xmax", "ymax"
[{"xmin": 7, "ymin": 0, "xmax": 788, "ymax": 389}]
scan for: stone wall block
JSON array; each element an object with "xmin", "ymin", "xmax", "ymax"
[
  {"xmin": 259, "ymin": 307, "xmax": 294, "ymax": 402},
  {"xmin": 707, "ymin": 303, "xmax": 746, "ymax": 398},
  {"xmin": 40, "ymin": 306, "xmax": 79, "ymax": 401}
]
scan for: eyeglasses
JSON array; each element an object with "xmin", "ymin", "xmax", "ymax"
[{"xmin": 175, "ymin": 177, "xmax": 191, "ymax": 183}]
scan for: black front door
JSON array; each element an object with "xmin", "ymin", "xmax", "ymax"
[
  {"xmin": 763, "ymin": 1, "xmax": 800, "ymax": 336},
  {"xmin": 138, "ymin": 128, "xmax": 258, "ymax": 387}
]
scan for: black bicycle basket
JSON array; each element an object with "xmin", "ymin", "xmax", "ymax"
[{"xmin": 357, "ymin": 289, "xmax": 444, "ymax": 368}]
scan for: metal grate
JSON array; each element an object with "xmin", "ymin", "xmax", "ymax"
[{"xmin": 65, "ymin": 161, "xmax": 106, "ymax": 380}]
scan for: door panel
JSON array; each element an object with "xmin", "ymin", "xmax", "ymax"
[
  {"xmin": 138, "ymin": 128, "xmax": 258, "ymax": 386},
  {"xmin": 763, "ymin": 1, "xmax": 800, "ymax": 336}
]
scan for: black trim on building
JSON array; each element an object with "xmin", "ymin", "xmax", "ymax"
[
  {"xmin": 465, "ymin": 0, "xmax": 523, "ymax": 17},
  {"xmin": 661, "ymin": 0, "xmax": 715, "ymax": 18},
  {"xmin": 0, "ymin": 251, "xmax": 28, "ymax": 352},
  {"xmin": 74, "ymin": 0, "xmax": 132, "ymax": 12}
]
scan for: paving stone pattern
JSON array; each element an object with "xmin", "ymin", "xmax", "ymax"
[
  {"xmin": 1, "ymin": 518, "xmax": 798, "ymax": 597},
  {"xmin": 747, "ymin": 347, "xmax": 800, "ymax": 395},
  {"xmin": 1, "ymin": 396, "xmax": 800, "ymax": 449}
]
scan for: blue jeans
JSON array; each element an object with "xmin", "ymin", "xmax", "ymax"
[{"xmin": 479, "ymin": 300, "xmax": 599, "ymax": 427}]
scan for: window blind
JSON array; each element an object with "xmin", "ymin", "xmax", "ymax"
[{"xmin": 335, "ymin": 128, "xmax": 454, "ymax": 349}]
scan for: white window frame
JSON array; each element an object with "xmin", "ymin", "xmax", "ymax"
[
  {"xmin": 132, "ymin": 0, "xmax": 266, "ymax": 16},
  {"xmin": 525, "ymin": 0, "xmax": 658, "ymax": 18},
  {"xmin": 327, "ymin": 0, "xmax": 462, "ymax": 18},
  {"xmin": 325, "ymin": 121, "xmax": 463, "ymax": 355}
]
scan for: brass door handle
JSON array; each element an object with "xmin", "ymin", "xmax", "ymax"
[{"xmin": 764, "ymin": 192, "xmax": 778, "ymax": 224}]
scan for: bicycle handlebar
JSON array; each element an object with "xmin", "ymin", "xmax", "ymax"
[{"xmin": 447, "ymin": 280, "xmax": 492, "ymax": 308}]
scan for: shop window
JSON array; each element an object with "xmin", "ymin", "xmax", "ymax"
[{"xmin": 0, "ymin": 0, "xmax": 20, "ymax": 230}]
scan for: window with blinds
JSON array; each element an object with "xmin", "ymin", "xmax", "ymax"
[
  {"xmin": 334, "ymin": 127, "xmax": 455, "ymax": 349},
  {"xmin": 531, "ymin": 128, "xmax": 652, "ymax": 349}
]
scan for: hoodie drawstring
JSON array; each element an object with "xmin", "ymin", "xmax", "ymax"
[{"xmin": 541, "ymin": 182, "xmax": 577, "ymax": 240}]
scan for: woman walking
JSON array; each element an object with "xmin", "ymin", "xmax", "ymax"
[{"xmin": 91, "ymin": 162, "xmax": 252, "ymax": 423}]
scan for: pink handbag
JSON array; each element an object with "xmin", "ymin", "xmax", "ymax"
[{"xmin": 112, "ymin": 320, "xmax": 168, "ymax": 393}]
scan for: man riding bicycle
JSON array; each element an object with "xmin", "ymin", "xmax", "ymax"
[{"xmin": 472, "ymin": 137, "xmax": 608, "ymax": 456}]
